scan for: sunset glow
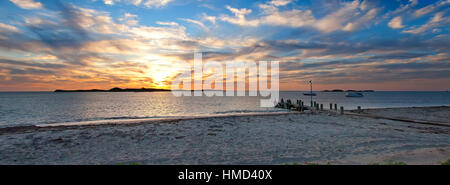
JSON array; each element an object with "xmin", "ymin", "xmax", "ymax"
[{"xmin": 0, "ymin": 0, "xmax": 449, "ymax": 91}]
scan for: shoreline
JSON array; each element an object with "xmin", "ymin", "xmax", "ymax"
[
  {"xmin": 0, "ymin": 111, "xmax": 298, "ymax": 135},
  {"xmin": 1, "ymin": 105, "xmax": 448, "ymax": 133},
  {"xmin": 0, "ymin": 106, "xmax": 449, "ymax": 165}
]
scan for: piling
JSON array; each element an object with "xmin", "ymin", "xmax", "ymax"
[
  {"xmin": 334, "ymin": 104, "xmax": 337, "ymax": 110},
  {"xmin": 340, "ymin": 106, "xmax": 344, "ymax": 115},
  {"xmin": 320, "ymin": 104, "xmax": 323, "ymax": 110},
  {"xmin": 330, "ymin": 103, "xmax": 332, "ymax": 110}
]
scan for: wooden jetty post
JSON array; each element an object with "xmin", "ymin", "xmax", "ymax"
[
  {"xmin": 340, "ymin": 106, "xmax": 344, "ymax": 115},
  {"xmin": 330, "ymin": 103, "xmax": 332, "ymax": 110},
  {"xmin": 320, "ymin": 104, "xmax": 323, "ymax": 110},
  {"xmin": 334, "ymin": 104, "xmax": 337, "ymax": 110}
]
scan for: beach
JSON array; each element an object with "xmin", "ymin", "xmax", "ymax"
[{"xmin": 0, "ymin": 106, "xmax": 449, "ymax": 165}]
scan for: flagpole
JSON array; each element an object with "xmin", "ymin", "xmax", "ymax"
[{"xmin": 310, "ymin": 80, "xmax": 313, "ymax": 107}]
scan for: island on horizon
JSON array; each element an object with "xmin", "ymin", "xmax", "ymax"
[{"xmin": 54, "ymin": 87, "xmax": 171, "ymax": 92}]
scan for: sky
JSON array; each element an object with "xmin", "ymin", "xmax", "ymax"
[{"xmin": 0, "ymin": 0, "xmax": 449, "ymax": 91}]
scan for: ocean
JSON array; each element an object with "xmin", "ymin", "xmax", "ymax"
[{"xmin": 0, "ymin": 91, "xmax": 449, "ymax": 127}]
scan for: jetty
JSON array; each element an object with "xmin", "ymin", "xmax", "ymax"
[
  {"xmin": 274, "ymin": 99, "xmax": 450, "ymax": 127},
  {"xmin": 274, "ymin": 98, "xmax": 350, "ymax": 115}
]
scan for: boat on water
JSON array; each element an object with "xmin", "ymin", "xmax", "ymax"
[
  {"xmin": 304, "ymin": 80, "xmax": 317, "ymax": 96},
  {"xmin": 303, "ymin": 92, "xmax": 317, "ymax": 96},
  {"xmin": 345, "ymin": 92, "xmax": 364, "ymax": 97}
]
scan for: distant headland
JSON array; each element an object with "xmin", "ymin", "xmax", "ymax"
[{"xmin": 54, "ymin": 87, "xmax": 170, "ymax": 92}]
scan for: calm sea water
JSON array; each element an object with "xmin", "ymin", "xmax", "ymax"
[{"xmin": 0, "ymin": 91, "xmax": 449, "ymax": 127}]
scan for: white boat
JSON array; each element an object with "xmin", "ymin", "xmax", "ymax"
[
  {"xmin": 345, "ymin": 92, "xmax": 364, "ymax": 97},
  {"xmin": 304, "ymin": 80, "xmax": 316, "ymax": 96}
]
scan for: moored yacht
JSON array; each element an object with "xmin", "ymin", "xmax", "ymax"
[{"xmin": 345, "ymin": 92, "xmax": 364, "ymax": 97}]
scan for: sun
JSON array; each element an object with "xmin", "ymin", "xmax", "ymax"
[{"xmin": 151, "ymin": 72, "xmax": 170, "ymax": 88}]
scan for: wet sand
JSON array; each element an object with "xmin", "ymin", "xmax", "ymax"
[
  {"xmin": 353, "ymin": 106, "xmax": 450, "ymax": 125},
  {"xmin": 0, "ymin": 106, "xmax": 449, "ymax": 165}
]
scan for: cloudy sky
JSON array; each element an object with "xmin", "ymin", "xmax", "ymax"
[{"xmin": 0, "ymin": 0, "xmax": 449, "ymax": 91}]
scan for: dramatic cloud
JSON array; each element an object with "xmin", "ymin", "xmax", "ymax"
[
  {"xmin": 156, "ymin": 21, "xmax": 179, "ymax": 26},
  {"xmin": 387, "ymin": 0, "xmax": 418, "ymax": 16},
  {"xmin": 403, "ymin": 12, "xmax": 449, "ymax": 34},
  {"xmin": 180, "ymin": 18, "xmax": 209, "ymax": 32},
  {"xmin": 102, "ymin": 0, "xmax": 173, "ymax": 8},
  {"xmin": 143, "ymin": 0, "xmax": 173, "ymax": 8},
  {"xmin": 0, "ymin": 0, "xmax": 449, "ymax": 91},
  {"xmin": 388, "ymin": 16, "xmax": 404, "ymax": 29},
  {"xmin": 202, "ymin": 13, "xmax": 217, "ymax": 25},
  {"xmin": 0, "ymin": 23, "xmax": 20, "ymax": 33},
  {"xmin": 9, "ymin": 0, "xmax": 43, "ymax": 9},
  {"xmin": 269, "ymin": 0, "xmax": 291, "ymax": 7},
  {"xmin": 220, "ymin": 0, "xmax": 379, "ymax": 33},
  {"xmin": 314, "ymin": 1, "xmax": 379, "ymax": 32},
  {"xmin": 220, "ymin": 2, "xmax": 315, "ymax": 28},
  {"xmin": 259, "ymin": 7, "xmax": 316, "ymax": 28},
  {"xmin": 414, "ymin": 0, "xmax": 450, "ymax": 17},
  {"xmin": 118, "ymin": 13, "xmax": 139, "ymax": 26},
  {"xmin": 103, "ymin": 0, "xmax": 114, "ymax": 5},
  {"xmin": 220, "ymin": 6, "xmax": 259, "ymax": 26}
]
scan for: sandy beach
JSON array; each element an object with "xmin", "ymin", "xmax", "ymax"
[{"xmin": 0, "ymin": 106, "xmax": 449, "ymax": 165}]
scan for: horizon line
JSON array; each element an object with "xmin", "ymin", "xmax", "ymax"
[{"xmin": 1, "ymin": 90, "xmax": 449, "ymax": 93}]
